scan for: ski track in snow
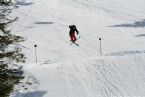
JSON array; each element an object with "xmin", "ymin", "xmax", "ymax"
[{"xmin": 10, "ymin": 0, "xmax": 145, "ymax": 97}]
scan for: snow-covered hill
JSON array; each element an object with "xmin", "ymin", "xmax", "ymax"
[{"xmin": 10, "ymin": 0, "xmax": 145, "ymax": 97}]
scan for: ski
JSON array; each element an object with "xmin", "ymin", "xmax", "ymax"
[
  {"xmin": 70, "ymin": 41, "xmax": 79, "ymax": 46},
  {"xmin": 73, "ymin": 42, "xmax": 79, "ymax": 46}
]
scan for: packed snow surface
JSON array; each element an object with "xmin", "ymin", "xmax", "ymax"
[{"xmin": 10, "ymin": 0, "xmax": 145, "ymax": 97}]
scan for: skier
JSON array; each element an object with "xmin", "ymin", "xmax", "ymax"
[{"xmin": 69, "ymin": 25, "xmax": 79, "ymax": 43}]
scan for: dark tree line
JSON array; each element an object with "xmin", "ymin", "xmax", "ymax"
[{"xmin": 0, "ymin": 0, "xmax": 26, "ymax": 97}]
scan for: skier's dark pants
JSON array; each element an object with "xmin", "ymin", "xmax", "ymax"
[{"xmin": 70, "ymin": 33, "xmax": 77, "ymax": 42}]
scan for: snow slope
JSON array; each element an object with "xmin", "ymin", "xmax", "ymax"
[{"xmin": 10, "ymin": 0, "xmax": 145, "ymax": 97}]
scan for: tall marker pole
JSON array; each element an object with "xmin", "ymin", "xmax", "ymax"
[
  {"xmin": 99, "ymin": 38, "xmax": 102, "ymax": 56},
  {"xmin": 34, "ymin": 44, "xmax": 37, "ymax": 63}
]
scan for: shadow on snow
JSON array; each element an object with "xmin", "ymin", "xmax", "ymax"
[
  {"xmin": 109, "ymin": 19, "xmax": 145, "ymax": 28},
  {"xmin": 15, "ymin": 91, "xmax": 47, "ymax": 97},
  {"xmin": 34, "ymin": 22, "xmax": 54, "ymax": 25},
  {"xmin": 135, "ymin": 34, "xmax": 145, "ymax": 37},
  {"xmin": 105, "ymin": 50, "xmax": 145, "ymax": 56},
  {"xmin": 15, "ymin": 2, "xmax": 34, "ymax": 6}
]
